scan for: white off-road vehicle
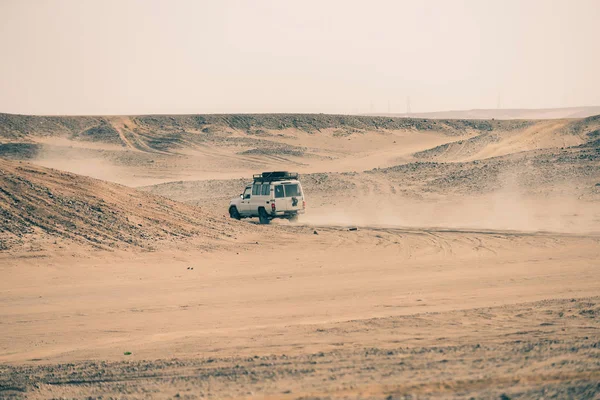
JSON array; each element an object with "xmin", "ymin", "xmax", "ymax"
[{"xmin": 228, "ymin": 171, "xmax": 306, "ymax": 224}]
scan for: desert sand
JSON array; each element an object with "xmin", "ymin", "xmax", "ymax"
[{"xmin": 1, "ymin": 113, "xmax": 599, "ymax": 399}]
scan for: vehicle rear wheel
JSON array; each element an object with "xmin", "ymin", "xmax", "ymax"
[
  {"xmin": 229, "ymin": 206, "xmax": 241, "ymax": 220},
  {"xmin": 288, "ymin": 214, "xmax": 299, "ymax": 223},
  {"xmin": 258, "ymin": 208, "xmax": 271, "ymax": 224}
]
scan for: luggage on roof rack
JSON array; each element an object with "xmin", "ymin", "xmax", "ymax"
[{"xmin": 253, "ymin": 171, "xmax": 299, "ymax": 182}]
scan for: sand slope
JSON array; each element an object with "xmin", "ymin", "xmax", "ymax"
[
  {"xmin": 3, "ymin": 112, "xmax": 594, "ymax": 185},
  {"xmin": 0, "ymin": 158, "xmax": 245, "ymax": 251}
]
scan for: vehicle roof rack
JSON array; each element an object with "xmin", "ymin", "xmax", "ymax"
[{"xmin": 253, "ymin": 171, "xmax": 299, "ymax": 183}]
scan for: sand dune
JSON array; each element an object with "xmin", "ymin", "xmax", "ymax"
[
  {"xmin": 3, "ymin": 112, "xmax": 593, "ymax": 185},
  {"xmin": 0, "ymin": 158, "xmax": 248, "ymax": 252},
  {"xmin": 415, "ymin": 116, "xmax": 600, "ymax": 163}
]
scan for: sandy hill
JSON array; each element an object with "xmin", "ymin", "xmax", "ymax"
[
  {"xmin": 0, "ymin": 158, "xmax": 245, "ymax": 251},
  {"xmin": 412, "ymin": 114, "xmax": 600, "ymax": 162},
  {"xmin": 2, "ymin": 112, "xmax": 598, "ymax": 186},
  {"xmin": 0, "ymin": 112, "xmax": 536, "ymax": 158},
  {"xmin": 0, "ymin": 112, "xmax": 522, "ymax": 140},
  {"xmin": 1, "ymin": 113, "xmax": 596, "ymax": 152},
  {"xmin": 144, "ymin": 116, "xmax": 600, "ymax": 203}
]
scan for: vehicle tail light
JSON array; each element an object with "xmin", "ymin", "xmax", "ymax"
[
  {"xmin": 271, "ymin": 202, "xmax": 276, "ymax": 212},
  {"xmin": 303, "ymin": 200, "xmax": 306, "ymax": 209}
]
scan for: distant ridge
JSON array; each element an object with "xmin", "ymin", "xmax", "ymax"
[{"xmin": 367, "ymin": 106, "xmax": 600, "ymax": 120}]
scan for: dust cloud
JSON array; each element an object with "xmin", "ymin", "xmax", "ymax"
[
  {"xmin": 303, "ymin": 168, "xmax": 600, "ymax": 234},
  {"xmin": 303, "ymin": 194, "xmax": 599, "ymax": 233}
]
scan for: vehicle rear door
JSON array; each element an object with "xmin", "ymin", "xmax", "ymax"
[{"xmin": 282, "ymin": 183, "xmax": 303, "ymax": 212}]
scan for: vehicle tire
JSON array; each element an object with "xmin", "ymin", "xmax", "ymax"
[
  {"xmin": 229, "ymin": 206, "xmax": 241, "ymax": 220},
  {"xmin": 258, "ymin": 208, "xmax": 271, "ymax": 224},
  {"xmin": 288, "ymin": 214, "xmax": 299, "ymax": 223}
]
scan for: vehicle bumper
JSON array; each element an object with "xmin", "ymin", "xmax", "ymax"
[{"xmin": 271, "ymin": 209, "xmax": 305, "ymax": 217}]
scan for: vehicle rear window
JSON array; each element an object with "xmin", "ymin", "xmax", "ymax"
[
  {"xmin": 284, "ymin": 184, "xmax": 301, "ymax": 197},
  {"xmin": 274, "ymin": 185, "xmax": 285, "ymax": 198}
]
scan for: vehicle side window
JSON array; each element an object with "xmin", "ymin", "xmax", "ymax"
[
  {"xmin": 261, "ymin": 184, "xmax": 270, "ymax": 196},
  {"xmin": 284, "ymin": 184, "xmax": 301, "ymax": 197},
  {"xmin": 243, "ymin": 187, "xmax": 251, "ymax": 199},
  {"xmin": 252, "ymin": 184, "xmax": 261, "ymax": 196},
  {"xmin": 274, "ymin": 185, "xmax": 284, "ymax": 198}
]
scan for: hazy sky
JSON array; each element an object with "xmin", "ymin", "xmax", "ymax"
[{"xmin": 1, "ymin": 0, "xmax": 599, "ymax": 115}]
